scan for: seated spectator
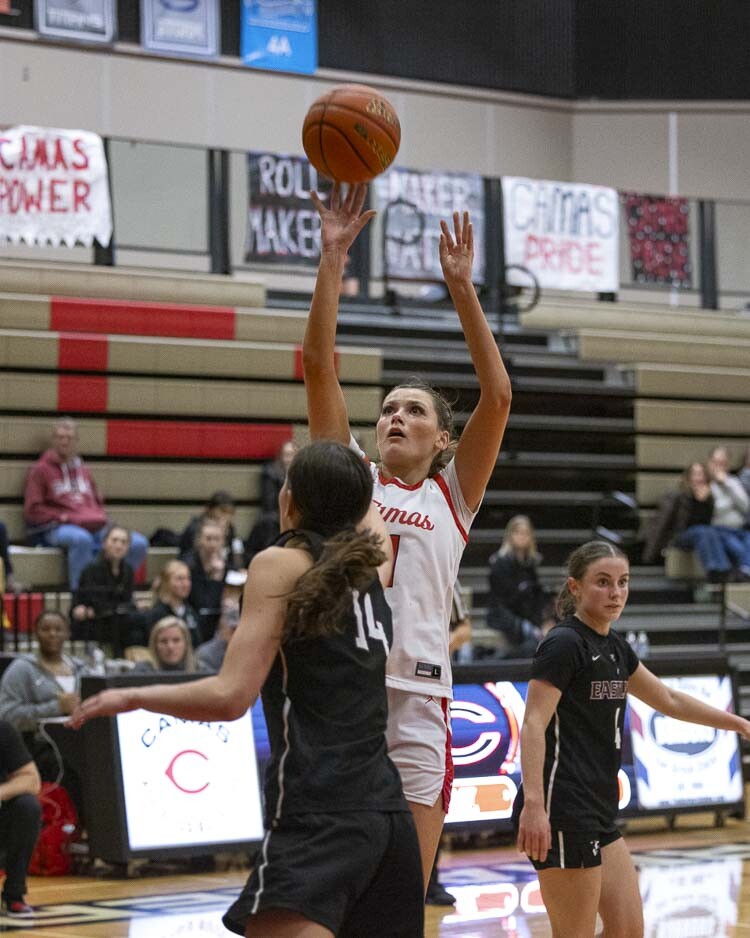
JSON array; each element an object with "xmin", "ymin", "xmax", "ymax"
[
  {"xmin": 134, "ymin": 616, "xmax": 200, "ymax": 673},
  {"xmin": 0, "ymin": 612, "xmax": 85, "ymax": 810},
  {"xmin": 244, "ymin": 440, "xmax": 298, "ymax": 562},
  {"xmin": 0, "ymin": 519, "xmax": 16, "ymax": 593},
  {"xmin": 485, "ymin": 515, "xmax": 546, "ymax": 658},
  {"xmin": 0, "ymin": 720, "xmax": 42, "ymax": 917},
  {"xmin": 196, "ymin": 597, "xmax": 240, "ymax": 672},
  {"xmin": 70, "ymin": 525, "xmax": 145, "ymax": 657},
  {"xmin": 142, "ymin": 559, "xmax": 202, "ymax": 648},
  {"xmin": 740, "ymin": 444, "xmax": 750, "ymax": 500},
  {"xmin": 23, "ymin": 418, "xmax": 149, "ymax": 590},
  {"xmin": 644, "ymin": 461, "xmax": 736, "ymax": 582},
  {"xmin": 707, "ymin": 446, "xmax": 750, "ymax": 579},
  {"xmin": 182, "ymin": 518, "xmax": 227, "ymax": 643},
  {"xmin": 178, "ymin": 490, "xmax": 239, "ymax": 563}
]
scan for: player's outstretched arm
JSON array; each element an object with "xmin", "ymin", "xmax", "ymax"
[
  {"xmin": 629, "ymin": 664, "xmax": 750, "ymax": 739},
  {"xmin": 440, "ymin": 211, "xmax": 512, "ymax": 511},
  {"xmin": 304, "ymin": 183, "xmax": 376, "ymax": 443},
  {"xmin": 67, "ymin": 548, "xmax": 303, "ymax": 728}
]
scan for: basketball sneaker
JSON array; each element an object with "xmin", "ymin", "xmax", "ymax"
[{"xmin": 2, "ymin": 897, "xmax": 34, "ymax": 916}]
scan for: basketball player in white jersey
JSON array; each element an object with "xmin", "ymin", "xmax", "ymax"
[{"xmin": 305, "ymin": 183, "xmax": 512, "ymax": 891}]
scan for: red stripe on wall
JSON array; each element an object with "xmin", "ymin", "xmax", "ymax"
[
  {"xmin": 58, "ymin": 375, "xmax": 108, "ymax": 413},
  {"xmin": 106, "ymin": 420, "xmax": 294, "ymax": 459},
  {"xmin": 50, "ymin": 297, "xmax": 237, "ymax": 340},
  {"xmin": 294, "ymin": 345, "xmax": 340, "ymax": 380},
  {"xmin": 58, "ymin": 334, "xmax": 109, "ymax": 372}
]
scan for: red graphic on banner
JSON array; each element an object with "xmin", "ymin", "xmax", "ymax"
[{"xmin": 622, "ymin": 192, "xmax": 692, "ymax": 286}]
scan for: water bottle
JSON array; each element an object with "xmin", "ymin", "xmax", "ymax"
[
  {"xmin": 636, "ymin": 630, "xmax": 650, "ymax": 659},
  {"xmin": 91, "ymin": 646, "xmax": 106, "ymax": 676}
]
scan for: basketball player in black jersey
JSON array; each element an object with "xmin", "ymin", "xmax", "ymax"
[
  {"xmin": 513, "ymin": 539, "xmax": 750, "ymax": 938},
  {"xmin": 69, "ymin": 440, "xmax": 423, "ymax": 938}
]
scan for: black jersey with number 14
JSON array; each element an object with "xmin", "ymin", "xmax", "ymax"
[
  {"xmin": 260, "ymin": 531, "xmax": 408, "ymax": 827},
  {"xmin": 522, "ymin": 616, "xmax": 640, "ymax": 831}
]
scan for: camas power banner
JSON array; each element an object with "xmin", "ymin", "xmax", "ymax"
[
  {"xmin": 0, "ymin": 125, "xmax": 113, "ymax": 248},
  {"xmin": 244, "ymin": 151, "xmax": 332, "ymax": 266}
]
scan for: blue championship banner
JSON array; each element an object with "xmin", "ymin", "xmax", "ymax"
[
  {"xmin": 240, "ymin": 0, "xmax": 317, "ymax": 74},
  {"xmin": 35, "ymin": 0, "xmax": 115, "ymax": 43},
  {"xmin": 141, "ymin": 0, "xmax": 219, "ymax": 59}
]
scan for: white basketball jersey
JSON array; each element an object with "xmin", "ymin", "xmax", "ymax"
[{"xmin": 351, "ymin": 438, "xmax": 477, "ymax": 699}]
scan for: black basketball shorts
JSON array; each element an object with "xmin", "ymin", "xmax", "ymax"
[
  {"xmin": 223, "ymin": 809, "xmax": 424, "ymax": 937},
  {"xmin": 529, "ymin": 826, "xmax": 622, "ymax": 871}
]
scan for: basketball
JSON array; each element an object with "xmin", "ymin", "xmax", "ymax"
[{"xmin": 302, "ymin": 84, "xmax": 401, "ymax": 184}]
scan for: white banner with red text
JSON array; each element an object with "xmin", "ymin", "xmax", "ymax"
[
  {"xmin": 0, "ymin": 125, "xmax": 113, "ymax": 248},
  {"xmin": 502, "ymin": 175, "xmax": 619, "ymax": 293}
]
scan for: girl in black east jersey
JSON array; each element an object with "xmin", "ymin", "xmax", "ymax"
[
  {"xmin": 68, "ymin": 441, "xmax": 423, "ymax": 938},
  {"xmin": 514, "ymin": 540, "xmax": 750, "ymax": 938}
]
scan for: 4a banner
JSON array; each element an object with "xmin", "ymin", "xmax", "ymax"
[
  {"xmin": 141, "ymin": 0, "xmax": 219, "ymax": 59},
  {"xmin": 35, "ymin": 0, "xmax": 115, "ymax": 43},
  {"xmin": 622, "ymin": 192, "xmax": 692, "ymax": 287},
  {"xmin": 0, "ymin": 126, "xmax": 113, "ymax": 248},
  {"xmin": 241, "ymin": 0, "xmax": 316, "ymax": 74},
  {"xmin": 502, "ymin": 176, "xmax": 619, "ymax": 293},
  {"xmin": 244, "ymin": 150, "xmax": 331, "ymax": 266},
  {"xmin": 372, "ymin": 167, "xmax": 486, "ymax": 284}
]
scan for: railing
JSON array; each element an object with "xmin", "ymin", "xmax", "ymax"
[{"xmin": 5, "ymin": 133, "xmax": 750, "ymax": 313}]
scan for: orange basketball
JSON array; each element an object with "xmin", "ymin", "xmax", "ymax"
[{"xmin": 302, "ymin": 84, "xmax": 401, "ymax": 184}]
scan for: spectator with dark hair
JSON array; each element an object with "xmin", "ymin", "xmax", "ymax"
[
  {"xmin": 196, "ymin": 597, "xmax": 240, "ymax": 672},
  {"xmin": 70, "ymin": 525, "xmax": 145, "ymax": 656},
  {"xmin": 486, "ymin": 515, "xmax": 546, "ymax": 658},
  {"xmin": 0, "ymin": 720, "xmax": 42, "ymax": 917},
  {"xmin": 142, "ymin": 559, "xmax": 202, "ymax": 648},
  {"xmin": 23, "ymin": 418, "xmax": 148, "ymax": 590},
  {"xmin": 178, "ymin": 490, "xmax": 238, "ymax": 561},
  {"xmin": 244, "ymin": 440, "xmax": 298, "ymax": 562},
  {"xmin": 182, "ymin": 518, "xmax": 227, "ymax": 642}
]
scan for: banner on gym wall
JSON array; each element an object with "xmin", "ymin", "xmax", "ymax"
[
  {"xmin": 141, "ymin": 0, "xmax": 219, "ymax": 59},
  {"xmin": 502, "ymin": 176, "xmax": 619, "ymax": 293},
  {"xmin": 372, "ymin": 167, "xmax": 486, "ymax": 284},
  {"xmin": 0, "ymin": 126, "xmax": 113, "ymax": 248},
  {"xmin": 35, "ymin": 0, "xmax": 115, "ymax": 43},
  {"xmin": 622, "ymin": 192, "xmax": 692, "ymax": 287},
  {"xmin": 244, "ymin": 150, "xmax": 332, "ymax": 266},
  {"xmin": 240, "ymin": 0, "xmax": 317, "ymax": 74}
]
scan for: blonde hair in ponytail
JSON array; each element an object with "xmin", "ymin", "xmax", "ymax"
[{"xmin": 555, "ymin": 540, "xmax": 628, "ymax": 619}]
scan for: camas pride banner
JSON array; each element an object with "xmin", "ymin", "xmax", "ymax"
[
  {"xmin": 502, "ymin": 176, "xmax": 619, "ymax": 293},
  {"xmin": 245, "ymin": 151, "xmax": 332, "ymax": 266},
  {"xmin": 373, "ymin": 167, "xmax": 485, "ymax": 283},
  {"xmin": 0, "ymin": 126, "xmax": 113, "ymax": 248}
]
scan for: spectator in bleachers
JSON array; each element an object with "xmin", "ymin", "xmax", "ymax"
[
  {"xmin": 643, "ymin": 461, "xmax": 735, "ymax": 581},
  {"xmin": 70, "ymin": 524, "xmax": 145, "ymax": 657},
  {"xmin": 740, "ymin": 444, "xmax": 750, "ymax": 499},
  {"xmin": 142, "ymin": 559, "xmax": 202, "ymax": 648},
  {"xmin": 0, "ymin": 612, "xmax": 85, "ymax": 809},
  {"xmin": 0, "ymin": 719, "xmax": 42, "ymax": 918},
  {"xmin": 485, "ymin": 515, "xmax": 546, "ymax": 658},
  {"xmin": 244, "ymin": 440, "xmax": 298, "ymax": 562},
  {"xmin": 196, "ymin": 597, "xmax": 240, "ymax": 672},
  {"xmin": 0, "ymin": 520, "xmax": 16, "ymax": 593},
  {"xmin": 134, "ymin": 616, "xmax": 200, "ymax": 673},
  {"xmin": 706, "ymin": 446, "xmax": 750, "ymax": 579},
  {"xmin": 178, "ymin": 490, "xmax": 239, "ymax": 562},
  {"xmin": 23, "ymin": 418, "xmax": 149, "ymax": 590},
  {"xmin": 182, "ymin": 518, "xmax": 227, "ymax": 643}
]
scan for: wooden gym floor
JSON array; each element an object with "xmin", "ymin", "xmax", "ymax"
[{"xmin": 3, "ymin": 814, "xmax": 750, "ymax": 936}]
